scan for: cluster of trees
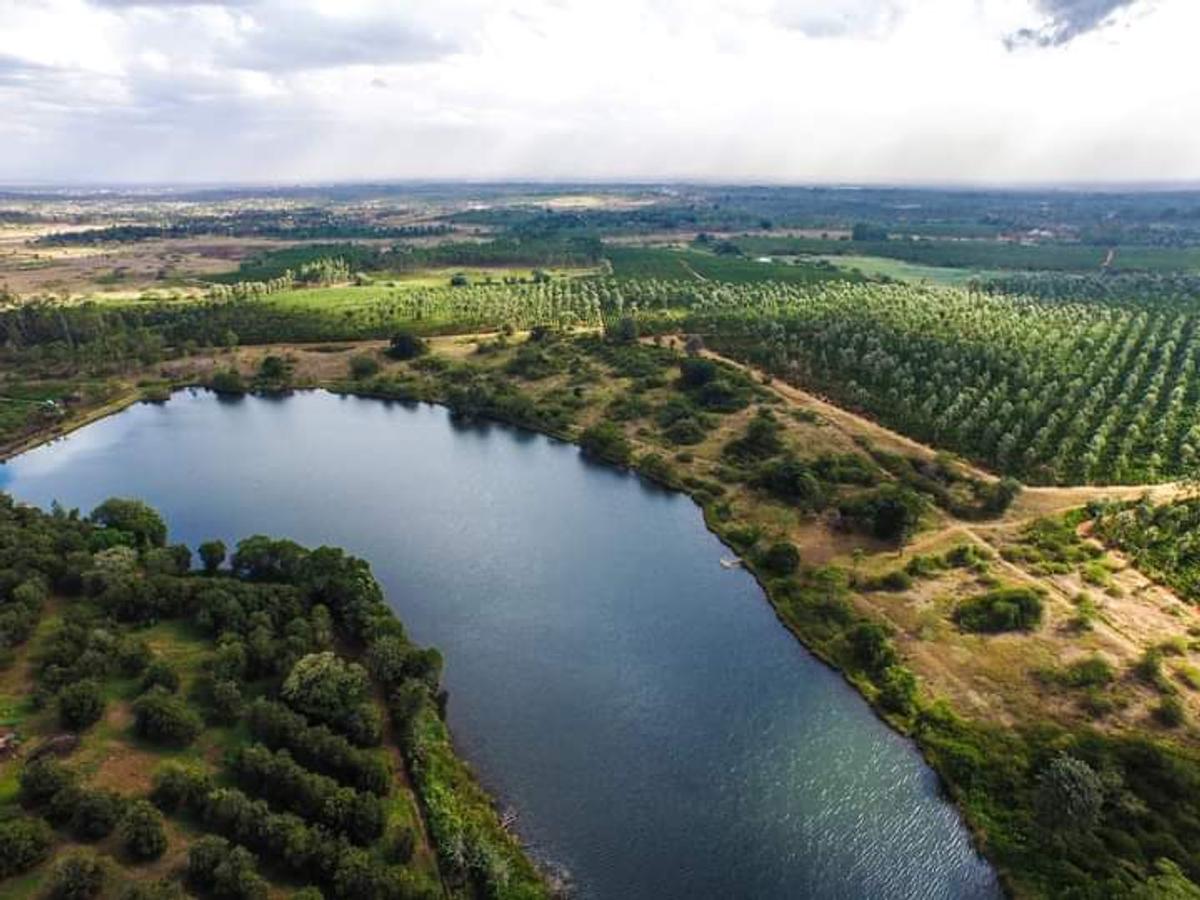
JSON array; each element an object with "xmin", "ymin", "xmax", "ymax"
[
  {"xmin": 0, "ymin": 495, "xmax": 540, "ymax": 897},
  {"xmin": 1092, "ymin": 497, "xmax": 1200, "ymax": 601},
  {"xmin": 953, "ymin": 586, "xmax": 1045, "ymax": 633}
]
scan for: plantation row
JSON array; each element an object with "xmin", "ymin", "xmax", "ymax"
[{"xmin": 682, "ymin": 282, "xmax": 1200, "ymax": 484}]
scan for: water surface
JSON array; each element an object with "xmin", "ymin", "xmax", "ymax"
[{"xmin": 1, "ymin": 390, "xmax": 999, "ymax": 899}]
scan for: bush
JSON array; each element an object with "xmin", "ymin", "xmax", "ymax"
[
  {"xmin": 58, "ymin": 679, "xmax": 105, "ymax": 730},
  {"xmin": 878, "ymin": 665, "xmax": 918, "ymax": 715},
  {"xmin": 1061, "ymin": 656, "xmax": 1115, "ymax": 688},
  {"xmin": 71, "ymin": 788, "xmax": 124, "ymax": 840},
  {"xmin": 141, "ymin": 659, "xmax": 181, "ymax": 694},
  {"xmin": 132, "ymin": 686, "xmax": 203, "ymax": 746},
  {"xmin": 760, "ymin": 541, "xmax": 800, "ymax": 576},
  {"xmin": 50, "ymin": 852, "xmax": 107, "ymax": 900},
  {"xmin": 211, "ymin": 369, "xmax": 246, "ymax": 394},
  {"xmin": 954, "ymin": 587, "xmax": 1044, "ymax": 633},
  {"xmin": 387, "ymin": 331, "xmax": 427, "ymax": 360},
  {"xmin": 1154, "ymin": 696, "xmax": 1186, "ymax": 728},
  {"xmin": 1035, "ymin": 753, "xmax": 1104, "ymax": 831},
  {"xmin": 0, "ymin": 816, "xmax": 54, "ymax": 878},
  {"xmin": 120, "ymin": 799, "xmax": 169, "ymax": 861},
  {"xmin": 579, "ymin": 422, "xmax": 632, "ymax": 466},
  {"xmin": 349, "ymin": 353, "xmax": 380, "ymax": 380},
  {"xmin": 19, "ymin": 757, "xmax": 76, "ymax": 808},
  {"xmin": 151, "ymin": 764, "xmax": 213, "ymax": 813},
  {"xmin": 281, "ymin": 652, "xmax": 369, "ymax": 725}
]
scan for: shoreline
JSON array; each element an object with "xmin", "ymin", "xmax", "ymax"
[{"xmin": 0, "ymin": 376, "xmax": 1008, "ymax": 895}]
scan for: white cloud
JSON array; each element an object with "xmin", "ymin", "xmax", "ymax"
[{"xmin": 0, "ymin": 0, "xmax": 1193, "ymax": 184}]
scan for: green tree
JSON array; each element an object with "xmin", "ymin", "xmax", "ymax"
[
  {"xmin": 387, "ymin": 331, "xmax": 427, "ymax": 360},
  {"xmin": 57, "ymin": 679, "xmax": 105, "ymax": 730},
  {"xmin": 1036, "ymin": 753, "xmax": 1104, "ymax": 831},
  {"xmin": 120, "ymin": 800, "xmax": 168, "ymax": 861},
  {"xmin": 90, "ymin": 498, "xmax": 167, "ymax": 547},
  {"xmin": 49, "ymin": 852, "xmax": 107, "ymax": 900},
  {"xmin": 760, "ymin": 541, "xmax": 800, "ymax": 576},
  {"xmin": 282, "ymin": 652, "xmax": 369, "ymax": 723},
  {"xmin": 199, "ymin": 539, "xmax": 226, "ymax": 574}
]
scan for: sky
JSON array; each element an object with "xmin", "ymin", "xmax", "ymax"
[{"xmin": 0, "ymin": 0, "xmax": 1194, "ymax": 186}]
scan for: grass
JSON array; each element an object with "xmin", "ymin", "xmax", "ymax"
[{"xmin": 811, "ymin": 254, "xmax": 1002, "ymax": 286}]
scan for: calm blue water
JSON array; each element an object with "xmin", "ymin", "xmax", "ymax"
[{"xmin": 0, "ymin": 390, "xmax": 999, "ymax": 899}]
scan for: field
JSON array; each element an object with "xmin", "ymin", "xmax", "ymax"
[
  {"xmin": 811, "ymin": 254, "xmax": 1002, "ymax": 286},
  {"xmin": 732, "ymin": 235, "xmax": 1200, "ymax": 273}
]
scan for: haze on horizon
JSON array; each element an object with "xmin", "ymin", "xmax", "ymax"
[{"xmin": 0, "ymin": 0, "xmax": 1194, "ymax": 187}]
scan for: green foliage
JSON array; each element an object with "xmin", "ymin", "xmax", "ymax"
[
  {"xmin": 49, "ymin": 852, "xmax": 107, "ymax": 900},
  {"xmin": 1035, "ymin": 753, "xmax": 1104, "ymax": 831},
  {"xmin": 90, "ymin": 497, "xmax": 167, "ymax": 548},
  {"xmin": 759, "ymin": 541, "xmax": 800, "ymax": 576},
  {"xmin": 57, "ymin": 678, "xmax": 105, "ymax": 730},
  {"xmin": 837, "ymin": 484, "xmax": 926, "ymax": 543},
  {"xmin": 578, "ymin": 422, "xmax": 632, "ymax": 466},
  {"xmin": 211, "ymin": 368, "xmax": 246, "ymax": 394},
  {"xmin": 0, "ymin": 816, "xmax": 54, "ymax": 877},
  {"xmin": 349, "ymin": 353, "xmax": 381, "ymax": 380},
  {"xmin": 71, "ymin": 788, "xmax": 124, "ymax": 840},
  {"xmin": 132, "ymin": 685, "xmax": 203, "ymax": 746},
  {"xmin": 199, "ymin": 538, "xmax": 227, "ymax": 573},
  {"xmin": 120, "ymin": 799, "xmax": 169, "ymax": 861},
  {"xmin": 387, "ymin": 330, "xmax": 428, "ymax": 360},
  {"xmin": 954, "ymin": 587, "xmax": 1044, "ymax": 633},
  {"xmin": 282, "ymin": 651, "xmax": 369, "ymax": 725}
]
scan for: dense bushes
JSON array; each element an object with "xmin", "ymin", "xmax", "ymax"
[
  {"xmin": 132, "ymin": 686, "xmax": 204, "ymax": 745},
  {"xmin": 0, "ymin": 816, "xmax": 54, "ymax": 878},
  {"xmin": 954, "ymin": 587, "xmax": 1045, "ymax": 633},
  {"xmin": 579, "ymin": 422, "xmax": 632, "ymax": 466},
  {"xmin": 246, "ymin": 699, "xmax": 391, "ymax": 795},
  {"xmin": 57, "ymin": 679, "xmax": 105, "ymax": 730},
  {"xmin": 228, "ymin": 744, "xmax": 385, "ymax": 844},
  {"xmin": 120, "ymin": 800, "xmax": 169, "ymax": 860}
]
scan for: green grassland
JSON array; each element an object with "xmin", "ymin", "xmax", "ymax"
[{"xmin": 811, "ymin": 254, "xmax": 1002, "ymax": 286}]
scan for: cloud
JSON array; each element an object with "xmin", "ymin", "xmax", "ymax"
[
  {"xmin": 223, "ymin": 8, "xmax": 457, "ymax": 71},
  {"xmin": 772, "ymin": 0, "xmax": 900, "ymax": 38},
  {"xmin": 1006, "ymin": 0, "xmax": 1141, "ymax": 48},
  {"xmin": 0, "ymin": 0, "xmax": 1194, "ymax": 184}
]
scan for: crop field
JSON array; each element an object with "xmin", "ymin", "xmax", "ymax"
[
  {"xmin": 604, "ymin": 246, "xmax": 856, "ymax": 284},
  {"xmin": 810, "ymin": 254, "xmax": 1001, "ymax": 286},
  {"xmin": 732, "ymin": 235, "xmax": 1200, "ymax": 273}
]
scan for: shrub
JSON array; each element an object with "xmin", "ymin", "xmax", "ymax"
[
  {"xmin": 151, "ymin": 764, "xmax": 213, "ymax": 812},
  {"xmin": 760, "ymin": 541, "xmax": 800, "ymax": 576},
  {"xmin": 49, "ymin": 852, "xmax": 107, "ymax": 900},
  {"xmin": 0, "ymin": 817, "xmax": 54, "ymax": 878},
  {"xmin": 878, "ymin": 665, "xmax": 918, "ymax": 715},
  {"xmin": 282, "ymin": 652, "xmax": 369, "ymax": 724},
  {"xmin": 120, "ymin": 799, "xmax": 168, "ymax": 861},
  {"xmin": 349, "ymin": 354, "xmax": 380, "ymax": 380},
  {"xmin": 141, "ymin": 659, "xmax": 181, "ymax": 694},
  {"xmin": 954, "ymin": 587, "xmax": 1044, "ymax": 633},
  {"xmin": 579, "ymin": 422, "xmax": 632, "ymax": 466},
  {"xmin": 58, "ymin": 679, "xmax": 105, "ymax": 730},
  {"xmin": 211, "ymin": 369, "xmax": 246, "ymax": 394},
  {"xmin": 1061, "ymin": 656, "xmax": 1115, "ymax": 688},
  {"xmin": 71, "ymin": 788, "xmax": 124, "ymax": 840},
  {"xmin": 19, "ymin": 757, "xmax": 76, "ymax": 808},
  {"xmin": 387, "ymin": 331, "xmax": 427, "ymax": 360},
  {"xmin": 1035, "ymin": 753, "xmax": 1104, "ymax": 831},
  {"xmin": 132, "ymin": 686, "xmax": 203, "ymax": 746},
  {"xmin": 1154, "ymin": 696, "xmax": 1186, "ymax": 728}
]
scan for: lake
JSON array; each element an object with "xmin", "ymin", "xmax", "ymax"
[{"xmin": 0, "ymin": 390, "xmax": 999, "ymax": 899}]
